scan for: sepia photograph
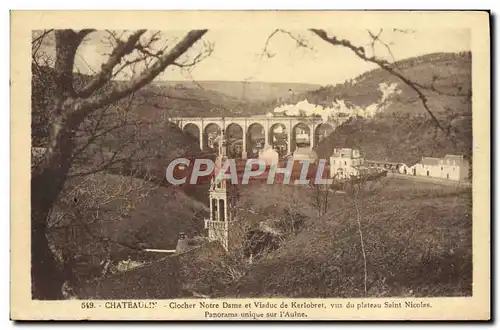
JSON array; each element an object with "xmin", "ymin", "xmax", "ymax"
[{"xmin": 10, "ymin": 10, "xmax": 490, "ymax": 320}]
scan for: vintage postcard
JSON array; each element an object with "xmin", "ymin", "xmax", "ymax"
[{"xmin": 10, "ymin": 10, "xmax": 490, "ymax": 320}]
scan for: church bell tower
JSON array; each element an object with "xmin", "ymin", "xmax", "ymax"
[{"xmin": 204, "ymin": 128, "xmax": 238, "ymax": 250}]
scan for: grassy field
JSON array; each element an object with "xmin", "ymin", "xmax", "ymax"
[{"xmin": 224, "ymin": 177, "xmax": 472, "ymax": 298}]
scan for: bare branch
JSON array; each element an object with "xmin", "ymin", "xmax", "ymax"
[
  {"xmin": 310, "ymin": 29, "xmax": 448, "ymax": 137},
  {"xmin": 74, "ymin": 29, "xmax": 208, "ymax": 115},
  {"xmin": 393, "ymin": 28, "xmax": 416, "ymax": 34},
  {"xmin": 32, "ymin": 29, "xmax": 54, "ymax": 46},
  {"xmin": 32, "ymin": 29, "xmax": 54, "ymax": 60},
  {"xmin": 262, "ymin": 29, "xmax": 312, "ymax": 59},
  {"xmin": 77, "ymin": 30, "xmax": 147, "ymax": 98},
  {"xmin": 367, "ymin": 28, "xmax": 398, "ymax": 64},
  {"xmin": 413, "ymin": 80, "xmax": 471, "ymax": 98},
  {"xmin": 173, "ymin": 40, "xmax": 214, "ymax": 69}
]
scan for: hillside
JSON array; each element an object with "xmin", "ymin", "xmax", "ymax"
[
  {"xmin": 155, "ymin": 80, "xmax": 321, "ymax": 103},
  {"xmin": 48, "ymin": 172, "xmax": 209, "ymax": 283},
  {"xmin": 131, "ymin": 80, "xmax": 320, "ymax": 119},
  {"xmin": 281, "ymin": 52, "xmax": 471, "ymax": 116},
  {"xmin": 133, "ymin": 82, "xmax": 253, "ymax": 118},
  {"xmin": 314, "ymin": 111, "xmax": 472, "ymax": 165},
  {"xmin": 223, "ymin": 178, "xmax": 472, "ymax": 298},
  {"xmin": 307, "ymin": 52, "xmax": 473, "ymax": 164},
  {"xmin": 49, "ymin": 172, "xmax": 208, "ymax": 248},
  {"xmin": 32, "ymin": 51, "xmax": 473, "ymax": 185}
]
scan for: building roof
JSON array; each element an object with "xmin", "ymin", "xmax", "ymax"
[
  {"xmin": 365, "ymin": 160, "xmax": 405, "ymax": 166},
  {"xmin": 444, "ymin": 154, "xmax": 463, "ymax": 160},
  {"xmin": 421, "ymin": 157, "xmax": 441, "ymax": 166},
  {"xmin": 443, "ymin": 154, "xmax": 464, "ymax": 164},
  {"xmin": 331, "ymin": 148, "xmax": 354, "ymax": 158}
]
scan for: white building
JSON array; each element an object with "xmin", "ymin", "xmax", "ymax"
[
  {"xmin": 413, "ymin": 154, "xmax": 469, "ymax": 181},
  {"xmin": 329, "ymin": 148, "xmax": 365, "ymax": 179}
]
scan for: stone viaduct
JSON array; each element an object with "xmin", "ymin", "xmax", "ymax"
[{"xmin": 169, "ymin": 115, "xmax": 349, "ymax": 158}]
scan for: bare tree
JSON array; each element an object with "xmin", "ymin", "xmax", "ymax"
[
  {"xmin": 31, "ymin": 29, "xmax": 210, "ymax": 299},
  {"xmin": 307, "ymin": 158, "xmax": 338, "ymax": 217},
  {"xmin": 309, "ymin": 180, "xmax": 331, "ymax": 217},
  {"xmin": 344, "ymin": 174, "xmax": 389, "ymax": 295}
]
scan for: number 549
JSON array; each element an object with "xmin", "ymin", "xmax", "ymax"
[{"xmin": 81, "ymin": 302, "xmax": 95, "ymax": 309}]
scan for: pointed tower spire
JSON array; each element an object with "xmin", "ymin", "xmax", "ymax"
[{"xmin": 205, "ymin": 125, "xmax": 238, "ymax": 251}]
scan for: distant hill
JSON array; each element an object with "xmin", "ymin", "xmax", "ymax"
[
  {"xmin": 155, "ymin": 80, "xmax": 321, "ymax": 103},
  {"xmin": 308, "ymin": 52, "xmax": 472, "ymax": 163},
  {"xmin": 280, "ymin": 52, "xmax": 471, "ymax": 116},
  {"xmin": 132, "ymin": 82, "xmax": 256, "ymax": 118},
  {"xmin": 134, "ymin": 51, "xmax": 471, "ymax": 122}
]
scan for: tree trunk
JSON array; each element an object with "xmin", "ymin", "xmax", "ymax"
[
  {"xmin": 30, "ymin": 203, "xmax": 64, "ymax": 300},
  {"xmin": 30, "ymin": 30, "xmax": 85, "ymax": 299},
  {"xmin": 31, "ymin": 121, "xmax": 78, "ymax": 299}
]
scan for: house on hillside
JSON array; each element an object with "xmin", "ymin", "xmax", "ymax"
[
  {"xmin": 442, "ymin": 154, "xmax": 470, "ymax": 181},
  {"xmin": 413, "ymin": 154, "xmax": 469, "ymax": 181},
  {"xmin": 415, "ymin": 157, "xmax": 442, "ymax": 178},
  {"xmin": 329, "ymin": 148, "xmax": 366, "ymax": 179},
  {"xmin": 366, "ymin": 159, "xmax": 412, "ymax": 174}
]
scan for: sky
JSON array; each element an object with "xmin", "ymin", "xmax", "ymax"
[{"xmin": 38, "ymin": 28, "xmax": 470, "ymax": 86}]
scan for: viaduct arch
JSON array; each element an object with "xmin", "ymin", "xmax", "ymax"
[{"xmin": 173, "ymin": 115, "xmax": 347, "ymax": 158}]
